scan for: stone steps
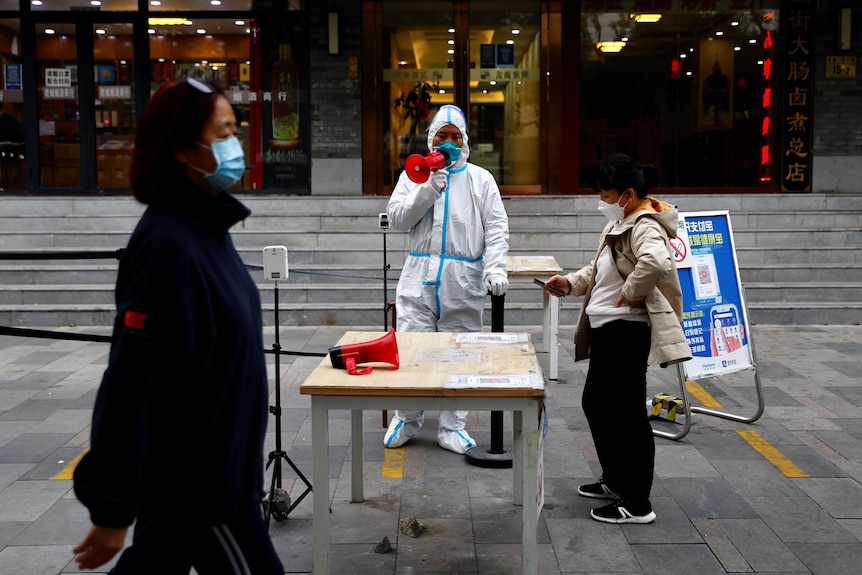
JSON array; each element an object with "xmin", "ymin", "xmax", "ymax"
[{"xmin": 0, "ymin": 193, "xmax": 860, "ymax": 326}]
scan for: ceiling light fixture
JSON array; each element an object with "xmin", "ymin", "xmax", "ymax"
[
  {"xmin": 632, "ymin": 14, "xmax": 662, "ymax": 23},
  {"xmin": 597, "ymin": 41, "xmax": 626, "ymax": 53},
  {"xmin": 148, "ymin": 18, "xmax": 189, "ymax": 25}
]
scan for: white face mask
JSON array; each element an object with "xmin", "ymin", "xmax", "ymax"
[{"xmin": 597, "ymin": 193, "xmax": 629, "ymax": 222}]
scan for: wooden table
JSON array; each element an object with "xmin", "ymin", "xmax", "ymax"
[
  {"xmin": 507, "ymin": 255, "xmax": 563, "ymax": 380},
  {"xmin": 300, "ymin": 331, "xmax": 545, "ymax": 575}
]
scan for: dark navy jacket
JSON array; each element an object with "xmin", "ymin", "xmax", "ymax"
[{"xmin": 74, "ymin": 186, "xmax": 268, "ymax": 528}]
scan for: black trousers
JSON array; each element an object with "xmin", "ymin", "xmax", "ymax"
[
  {"xmin": 110, "ymin": 504, "xmax": 284, "ymax": 575},
  {"xmin": 582, "ymin": 319, "xmax": 655, "ymax": 507}
]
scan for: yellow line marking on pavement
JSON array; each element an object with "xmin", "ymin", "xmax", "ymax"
[
  {"xmin": 381, "ymin": 447, "xmax": 405, "ymax": 478},
  {"xmin": 51, "ymin": 447, "xmax": 89, "ymax": 480},
  {"xmin": 736, "ymin": 430, "xmax": 809, "ymax": 478},
  {"xmin": 686, "ymin": 379, "xmax": 724, "ymax": 408}
]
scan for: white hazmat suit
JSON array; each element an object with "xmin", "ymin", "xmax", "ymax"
[{"xmin": 384, "ymin": 104, "xmax": 510, "ymax": 454}]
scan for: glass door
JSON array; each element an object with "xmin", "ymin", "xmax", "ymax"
[
  {"xmin": 93, "ymin": 22, "xmax": 136, "ymax": 189},
  {"xmin": 469, "ymin": 1, "xmax": 541, "ymax": 189},
  {"xmin": 378, "ymin": 0, "xmax": 542, "ymax": 194},
  {"xmin": 35, "ymin": 22, "xmax": 80, "ymax": 189},
  {"xmin": 381, "ymin": 0, "xmax": 453, "ymax": 189}
]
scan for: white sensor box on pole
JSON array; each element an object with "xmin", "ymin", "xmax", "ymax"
[{"xmin": 263, "ymin": 246, "xmax": 289, "ymax": 282}]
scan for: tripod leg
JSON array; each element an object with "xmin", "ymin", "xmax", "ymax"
[{"xmin": 265, "ymin": 451, "xmax": 291, "ymax": 525}]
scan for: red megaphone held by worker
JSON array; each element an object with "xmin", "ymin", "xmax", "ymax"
[
  {"xmin": 328, "ymin": 329, "xmax": 400, "ymax": 376},
  {"xmin": 404, "ymin": 142, "xmax": 461, "ymax": 184}
]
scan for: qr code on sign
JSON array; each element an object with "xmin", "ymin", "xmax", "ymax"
[{"xmin": 697, "ymin": 264, "xmax": 711, "ymax": 285}]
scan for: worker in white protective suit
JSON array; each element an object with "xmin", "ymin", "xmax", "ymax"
[{"xmin": 384, "ymin": 104, "xmax": 510, "ymax": 454}]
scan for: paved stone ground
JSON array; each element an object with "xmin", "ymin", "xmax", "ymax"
[{"xmin": 0, "ymin": 323, "xmax": 861, "ymax": 574}]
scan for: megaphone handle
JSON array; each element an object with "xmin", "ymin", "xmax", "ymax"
[{"xmin": 345, "ymin": 356, "xmax": 372, "ymax": 376}]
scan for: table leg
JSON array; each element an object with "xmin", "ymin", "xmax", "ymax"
[
  {"xmin": 540, "ymin": 291, "xmax": 551, "ymax": 353},
  {"xmin": 549, "ymin": 296, "xmax": 559, "ymax": 381},
  {"xmin": 311, "ymin": 400, "xmax": 330, "ymax": 575},
  {"xmin": 351, "ymin": 409, "xmax": 364, "ymax": 503},
  {"xmin": 512, "ymin": 410, "xmax": 523, "ymax": 506},
  {"xmin": 521, "ymin": 401, "xmax": 540, "ymax": 575}
]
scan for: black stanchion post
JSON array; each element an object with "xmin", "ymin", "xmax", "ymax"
[{"xmin": 465, "ymin": 293, "xmax": 513, "ymax": 468}]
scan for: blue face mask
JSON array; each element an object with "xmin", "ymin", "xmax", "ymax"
[
  {"xmin": 193, "ymin": 137, "xmax": 245, "ymax": 190},
  {"xmin": 434, "ymin": 141, "xmax": 461, "ymax": 168}
]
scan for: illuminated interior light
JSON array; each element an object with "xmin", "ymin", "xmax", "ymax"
[
  {"xmin": 148, "ymin": 18, "xmax": 189, "ymax": 25},
  {"xmin": 90, "ymin": 0, "xmax": 101, "ymax": 5},
  {"xmin": 235, "ymin": 20, "xmax": 245, "ymax": 26},
  {"xmin": 95, "ymin": 29, "xmax": 106, "ymax": 35},
  {"xmin": 447, "ymin": 49, "xmax": 454, "ymax": 54},
  {"xmin": 196, "ymin": 29, "xmax": 207, "ymax": 35},
  {"xmin": 749, "ymin": 38, "xmax": 757, "ymax": 44},
  {"xmin": 45, "ymin": 28, "xmax": 55, "ymax": 35},
  {"xmin": 621, "ymin": 36, "xmax": 629, "ymax": 42},
  {"xmin": 150, "ymin": 0, "xmax": 161, "ymax": 4},
  {"xmin": 32, "ymin": 0, "xmax": 43, "ymax": 5},
  {"xmin": 448, "ymin": 28, "xmax": 455, "ymax": 33},
  {"xmin": 716, "ymin": 31, "xmax": 724, "ymax": 36},
  {"xmin": 506, "ymin": 39, "xmax": 514, "ymax": 45},
  {"xmin": 448, "ymin": 39, "xmax": 454, "ymax": 45},
  {"xmin": 148, "ymin": 28, "xmax": 155, "ymax": 34},
  {"xmin": 734, "ymin": 46, "xmax": 741, "ymax": 51},
  {"xmin": 685, "ymin": 71, "xmax": 692, "ymax": 76},
  {"xmin": 489, "ymin": 81, "xmax": 497, "ymax": 85},
  {"xmin": 211, "ymin": 0, "xmax": 221, "ymax": 5},
  {"xmin": 597, "ymin": 41, "xmax": 626, "ymax": 53},
  {"xmin": 438, "ymin": 89, "xmax": 445, "ymax": 94},
  {"xmin": 731, "ymin": 21, "xmax": 739, "ymax": 26},
  {"xmin": 680, "ymin": 53, "xmax": 687, "ymax": 58},
  {"xmin": 632, "ymin": 14, "xmax": 662, "ymax": 23}
]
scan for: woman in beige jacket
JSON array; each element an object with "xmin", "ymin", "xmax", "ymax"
[{"xmin": 544, "ymin": 154, "xmax": 691, "ymax": 524}]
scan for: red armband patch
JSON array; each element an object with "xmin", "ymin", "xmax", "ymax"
[{"xmin": 124, "ymin": 310, "xmax": 146, "ymax": 330}]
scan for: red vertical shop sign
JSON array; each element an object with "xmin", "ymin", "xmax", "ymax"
[{"xmin": 780, "ymin": 0, "xmax": 815, "ymax": 192}]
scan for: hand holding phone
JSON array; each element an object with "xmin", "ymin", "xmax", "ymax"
[{"xmin": 533, "ymin": 278, "xmax": 566, "ymax": 297}]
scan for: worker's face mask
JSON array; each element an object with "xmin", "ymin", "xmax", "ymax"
[
  {"xmin": 192, "ymin": 137, "xmax": 246, "ymax": 190},
  {"xmin": 433, "ymin": 141, "xmax": 461, "ymax": 168}
]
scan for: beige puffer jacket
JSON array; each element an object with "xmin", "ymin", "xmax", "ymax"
[{"xmin": 565, "ymin": 197, "xmax": 692, "ymax": 368}]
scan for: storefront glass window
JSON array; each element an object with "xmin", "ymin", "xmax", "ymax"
[
  {"xmin": 0, "ymin": 17, "xmax": 24, "ymax": 192},
  {"xmin": 150, "ymin": 0, "xmax": 253, "ymax": 11},
  {"xmin": 580, "ymin": 1, "xmax": 781, "ymax": 189},
  {"xmin": 36, "ymin": 23, "xmax": 80, "ymax": 189},
  {"xmin": 31, "ymin": 0, "xmax": 138, "ymax": 11},
  {"xmin": 469, "ymin": 1, "xmax": 540, "ymax": 188},
  {"xmin": 149, "ymin": 18, "xmax": 255, "ymax": 190}
]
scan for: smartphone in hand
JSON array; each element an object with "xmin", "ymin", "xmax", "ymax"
[{"xmin": 533, "ymin": 278, "xmax": 566, "ymax": 297}]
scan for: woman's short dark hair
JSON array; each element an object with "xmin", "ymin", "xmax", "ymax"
[
  {"xmin": 130, "ymin": 77, "xmax": 225, "ymax": 205},
  {"xmin": 593, "ymin": 153, "xmax": 660, "ymax": 198}
]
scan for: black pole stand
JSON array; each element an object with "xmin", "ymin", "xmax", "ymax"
[
  {"xmin": 265, "ymin": 282, "xmax": 312, "ymax": 529},
  {"xmin": 382, "ymin": 225, "xmax": 393, "ymax": 331},
  {"xmin": 381, "ymin": 216, "xmax": 395, "ymax": 427},
  {"xmin": 465, "ymin": 293, "xmax": 513, "ymax": 468}
]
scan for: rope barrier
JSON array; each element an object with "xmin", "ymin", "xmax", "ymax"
[{"xmin": 0, "ymin": 325, "xmax": 327, "ymax": 357}]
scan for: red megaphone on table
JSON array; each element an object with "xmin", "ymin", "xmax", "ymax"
[{"xmin": 328, "ymin": 329, "xmax": 400, "ymax": 376}]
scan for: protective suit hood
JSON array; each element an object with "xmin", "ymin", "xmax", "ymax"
[{"xmin": 426, "ymin": 105, "xmax": 470, "ymax": 169}]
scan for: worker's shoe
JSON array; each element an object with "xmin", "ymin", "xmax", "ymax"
[
  {"xmin": 437, "ymin": 427, "xmax": 476, "ymax": 454},
  {"xmin": 384, "ymin": 410, "xmax": 424, "ymax": 448}
]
